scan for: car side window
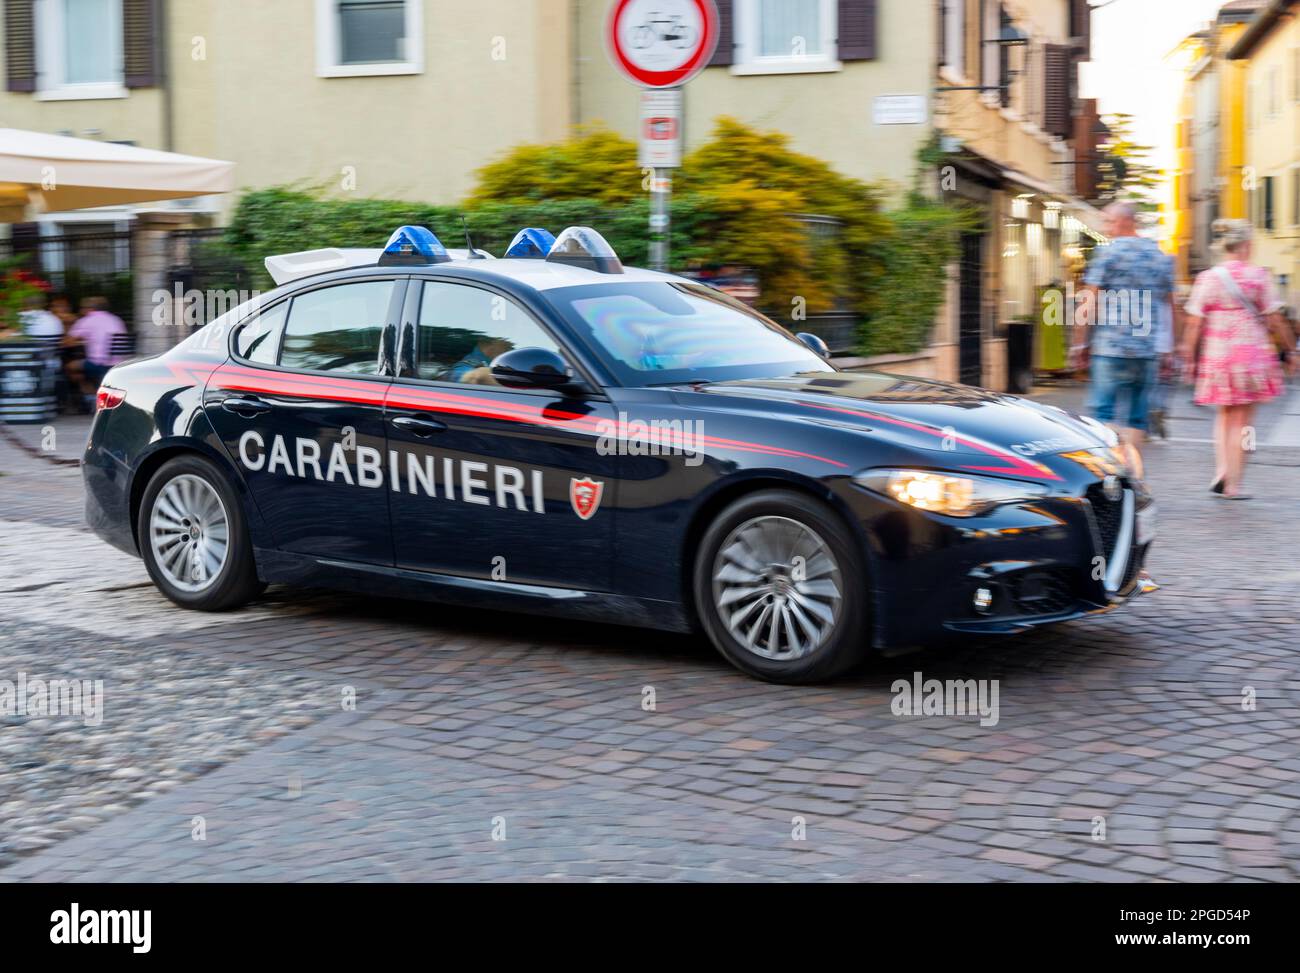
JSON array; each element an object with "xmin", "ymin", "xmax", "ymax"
[
  {"xmin": 235, "ymin": 302, "xmax": 288, "ymax": 365},
  {"xmin": 279, "ymin": 280, "xmax": 394, "ymax": 375},
  {"xmin": 416, "ymin": 281, "xmax": 560, "ymax": 385}
]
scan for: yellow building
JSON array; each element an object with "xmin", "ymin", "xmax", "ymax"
[
  {"xmin": 1165, "ymin": 1, "xmax": 1262, "ymax": 284},
  {"xmin": 1229, "ymin": 0, "xmax": 1300, "ymax": 305},
  {"xmin": 1165, "ymin": 30, "xmax": 1204, "ymax": 281}
]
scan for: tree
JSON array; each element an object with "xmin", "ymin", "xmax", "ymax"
[{"xmin": 1095, "ymin": 112, "xmax": 1163, "ymax": 207}]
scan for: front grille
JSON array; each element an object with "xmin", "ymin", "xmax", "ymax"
[
  {"xmin": 1008, "ymin": 569, "xmax": 1077, "ymax": 617},
  {"xmin": 1120, "ymin": 542, "xmax": 1145, "ymax": 592},
  {"xmin": 1085, "ymin": 483, "xmax": 1122, "ymax": 558}
]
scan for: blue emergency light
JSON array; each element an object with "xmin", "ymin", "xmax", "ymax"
[
  {"xmin": 504, "ymin": 227, "xmax": 557, "ymax": 259},
  {"xmin": 545, "ymin": 226, "xmax": 623, "ymax": 275},
  {"xmin": 378, "ymin": 225, "xmax": 451, "ymax": 266}
]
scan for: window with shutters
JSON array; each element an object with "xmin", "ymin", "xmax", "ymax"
[
  {"xmin": 1042, "ymin": 44, "xmax": 1072, "ymax": 139},
  {"xmin": 1292, "ymin": 167, "xmax": 1300, "ymax": 227},
  {"xmin": 941, "ymin": 0, "xmax": 965, "ymax": 81},
  {"xmin": 315, "ymin": 0, "xmax": 424, "ymax": 78},
  {"xmin": 731, "ymin": 0, "xmax": 839, "ymax": 74},
  {"xmin": 33, "ymin": 0, "xmax": 125, "ymax": 100},
  {"xmin": 980, "ymin": 0, "xmax": 1000, "ymax": 102}
]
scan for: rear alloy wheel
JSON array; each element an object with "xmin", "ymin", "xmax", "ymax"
[
  {"xmin": 694, "ymin": 490, "xmax": 868, "ymax": 682},
  {"xmin": 138, "ymin": 455, "xmax": 262, "ymax": 611}
]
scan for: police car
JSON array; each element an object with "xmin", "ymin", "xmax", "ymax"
[{"xmin": 83, "ymin": 225, "xmax": 1156, "ymax": 683}]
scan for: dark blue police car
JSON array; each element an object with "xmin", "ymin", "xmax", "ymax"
[{"xmin": 83, "ymin": 225, "xmax": 1156, "ymax": 682}]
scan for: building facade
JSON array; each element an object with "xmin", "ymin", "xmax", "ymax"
[
  {"xmin": 1229, "ymin": 0, "xmax": 1300, "ymax": 305},
  {"xmin": 2, "ymin": 0, "xmax": 1102, "ymax": 388},
  {"xmin": 1166, "ymin": 0, "xmax": 1260, "ymax": 284}
]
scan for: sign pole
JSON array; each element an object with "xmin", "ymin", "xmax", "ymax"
[
  {"xmin": 607, "ymin": 1, "xmax": 717, "ymax": 273},
  {"xmin": 651, "ymin": 169, "xmax": 670, "ymax": 272}
]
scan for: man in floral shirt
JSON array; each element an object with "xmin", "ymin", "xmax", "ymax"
[{"xmin": 1072, "ymin": 201, "xmax": 1174, "ymax": 448}]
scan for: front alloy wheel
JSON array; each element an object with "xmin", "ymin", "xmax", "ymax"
[
  {"xmin": 712, "ymin": 515, "xmax": 843, "ymax": 661},
  {"xmin": 694, "ymin": 490, "xmax": 868, "ymax": 683}
]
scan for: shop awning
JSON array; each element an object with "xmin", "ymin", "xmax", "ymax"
[
  {"xmin": 1000, "ymin": 165, "xmax": 1109, "ymax": 239},
  {"xmin": 0, "ymin": 129, "xmax": 235, "ymax": 218}
]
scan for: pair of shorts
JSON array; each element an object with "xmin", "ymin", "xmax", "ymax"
[
  {"xmin": 83, "ymin": 361, "xmax": 113, "ymax": 387},
  {"xmin": 1088, "ymin": 355, "xmax": 1158, "ymax": 432}
]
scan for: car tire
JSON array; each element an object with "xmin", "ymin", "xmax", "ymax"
[
  {"xmin": 693, "ymin": 489, "xmax": 869, "ymax": 683},
  {"xmin": 137, "ymin": 454, "xmax": 263, "ymax": 612}
]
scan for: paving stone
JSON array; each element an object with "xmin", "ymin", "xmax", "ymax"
[{"xmin": 2, "ymin": 389, "xmax": 1299, "ymax": 880}]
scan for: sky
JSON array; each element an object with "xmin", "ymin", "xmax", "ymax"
[{"xmin": 1079, "ymin": 0, "xmax": 1233, "ymax": 182}]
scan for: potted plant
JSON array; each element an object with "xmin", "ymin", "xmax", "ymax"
[{"xmin": 0, "ymin": 264, "xmax": 52, "ymax": 342}]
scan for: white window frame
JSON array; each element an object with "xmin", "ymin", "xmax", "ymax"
[
  {"xmin": 34, "ymin": 0, "xmax": 127, "ymax": 101},
  {"xmin": 980, "ymin": 0, "xmax": 1002, "ymax": 107},
  {"xmin": 732, "ymin": 0, "xmax": 840, "ymax": 76},
  {"xmin": 315, "ymin": 0, "xmax": 424, "ymax": 78},
  {"xmin": 941, "ymin": 0, "xmax": 966, "ymax": 83}
]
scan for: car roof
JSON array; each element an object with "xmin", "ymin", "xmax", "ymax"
[
  {"xmin": 265, "ymin": 248, "xmax": 678, "ymax": 291},
  {"xmin": 452, "ymin": 257, "xmax": 676, "ymax": 291}
]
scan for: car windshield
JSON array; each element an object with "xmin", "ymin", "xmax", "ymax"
[{"xmin": 544, "ymin": 281, "xmax": 834, "ymax": 387}]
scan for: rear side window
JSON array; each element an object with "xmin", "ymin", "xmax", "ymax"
[
  {"xmin": 235, "ymin": 303, "xmax": 288, "ymax": 364},
  {"xmin": 415, "ymin": 281, "xmax": 560, "ymax": 384},
  {"xmin": 279, "ymin": 280, "xmax": 394, "ymax": 374}
]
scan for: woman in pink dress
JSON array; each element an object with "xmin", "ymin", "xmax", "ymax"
[{"xmin": 1182, "ymin": 220, "xmax": 1295, "ymax": 499}]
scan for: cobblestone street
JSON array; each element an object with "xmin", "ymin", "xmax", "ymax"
[{"xmin": 1, "ymin": 385, "xmax": 1298, "ymax": 882}]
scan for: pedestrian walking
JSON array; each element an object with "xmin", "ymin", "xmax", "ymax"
[
  {"xmin": 63, "ymin": 296, "xmax": 127, "ymax": 411},
  {"xmin": 1181, "ymin": 219, "xmax": 1296, "ymax": 500},
  {"xmin": 1071, "ymin": 201, "xmax": 1174, "ymax": 457}
]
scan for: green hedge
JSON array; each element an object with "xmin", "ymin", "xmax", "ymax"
[{"xmin": 217, "ymin": 184, "xmax": 968, "ymax": 358}]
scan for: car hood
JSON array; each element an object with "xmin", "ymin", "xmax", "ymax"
[{"xmin": 674, "ymin": 371, "xmax": 1116, "ymax": 483}]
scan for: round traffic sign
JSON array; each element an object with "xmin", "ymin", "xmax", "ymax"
[{"xmin": 606, "ymin": 0, "xmax": 719, "ymax": 88}]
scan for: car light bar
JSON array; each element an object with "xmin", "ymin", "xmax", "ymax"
[
  {"xmin": 545, "ymin": 226, "xmax": 623, "ymax": 274},
  {"xmin": 378, "ymin": 225, "xmax": 451, "ymax": 266},
  {"xmin": 504, "ymin": 227, "xmax": 557, "ymax": 259}
]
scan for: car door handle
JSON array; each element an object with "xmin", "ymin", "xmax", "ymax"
[
  {"xmin": 221, "ymin": 395, "xmax": 271, "ymax": 417},
  {"xmin": 391, "ymin": 415, "xmax": 447, "ymax": 437}
]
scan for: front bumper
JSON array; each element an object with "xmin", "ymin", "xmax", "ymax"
[{"xmin": 841, "ymin": 476, "xmax": 1156, "ymax": 648}]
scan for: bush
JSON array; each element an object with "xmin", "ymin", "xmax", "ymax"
[
  {"xmin": 220, "ymin": 121, "xmax": 975, "ymax": 356},
  {"xmin": 860, "ymin": 203, "xmax": 970, "ymax": 356}
]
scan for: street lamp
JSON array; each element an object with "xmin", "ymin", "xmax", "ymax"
[{"xmin": 984, "ymin": 23, "xmax": 1029, "ymax": 48}]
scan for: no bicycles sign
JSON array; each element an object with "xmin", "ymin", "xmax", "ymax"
[{"xmin": 605, "ymin": 0, "xmax": 720, "ymax": 88}]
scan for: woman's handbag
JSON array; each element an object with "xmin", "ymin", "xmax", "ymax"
[{"xmin": 1214, "ymin": 265, "xmax": 1286, "ymax": 354}]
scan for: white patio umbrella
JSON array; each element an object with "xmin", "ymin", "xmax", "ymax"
[{"xmin": 0, "ymin": 128, "xmax": 235, "ymax": 219}]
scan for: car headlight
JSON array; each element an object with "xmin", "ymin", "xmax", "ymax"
[{"xmin": 854, "ymin": 468, "xmax": 1048, "ymax": 517}]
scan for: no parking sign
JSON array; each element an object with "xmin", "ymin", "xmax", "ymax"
[
  {"xmin": 606, "ymin": 0, "xmax": 717, "ymax": 270},
  {"xmin": 605, "ymin": 0, "xmax": 719, "ymax": 89}
]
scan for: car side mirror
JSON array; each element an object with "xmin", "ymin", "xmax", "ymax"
[
  {"xmin": 796, "ymin": 332, "xmax": 831, "ymax": 358},
  {"xmin": 491, "ymin": 346, "xmax": 578, "ymax": 391}
]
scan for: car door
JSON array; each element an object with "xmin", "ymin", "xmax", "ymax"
[
  {"xmin": 205, "ymin": 276, "xmax": 405, "ymax": 565},
  {"xmin": 384, "ymin": 277, "xmax": 618, "ymax": 591}
]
